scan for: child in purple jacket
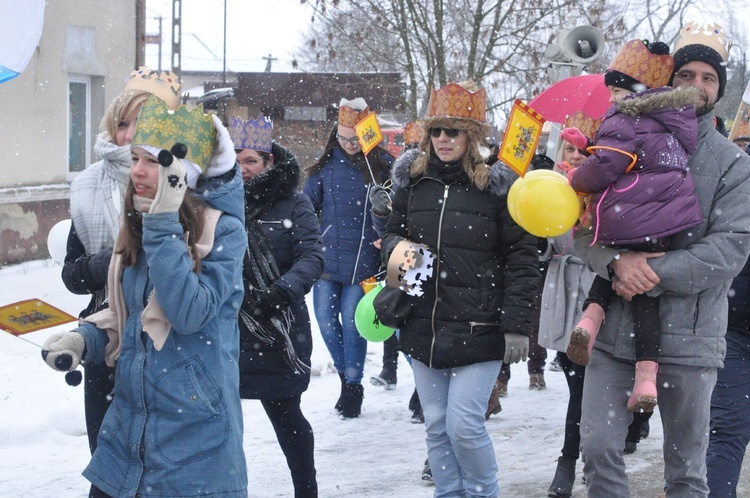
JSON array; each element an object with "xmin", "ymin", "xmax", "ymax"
[{"xmin": 563, "ymin": 39, "xmax": 702, "ymax": 412}]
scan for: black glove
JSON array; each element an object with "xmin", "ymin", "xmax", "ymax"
[
  {"xmin": 252, "ymin": 286, "xmax": 291, "ymax": 320},
  {"xmin": 369, "ymin": 185, "xmax": 391, "ymax": 217}
]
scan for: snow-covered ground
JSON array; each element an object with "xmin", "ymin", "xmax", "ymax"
[{"xmin": 0, "ymin": 259, "xmax": 747, "ymax": 497}]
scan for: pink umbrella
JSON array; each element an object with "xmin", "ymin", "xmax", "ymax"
[{"xmin": 528, "ymin": 74, "xmax": 611, "ymax": 123}]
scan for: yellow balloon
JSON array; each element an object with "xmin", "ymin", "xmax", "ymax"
[
  {"xmin": 524, "ymin": 169, "xmax": 569, "ymax": 183},
  {"xmin": 514, "ymin": 175, "xmax": 579, "ymax": 237},
  {"xmin": 507, "ymin": 177, "xmax": 523, "ymax": 225},
  {"xmin": 507, "ymin": 170, "xmax": 569, "ymax": 227}
]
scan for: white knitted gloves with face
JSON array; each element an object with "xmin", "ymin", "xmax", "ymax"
[
  {"xmin": 42, "ymin": 332, "xmax": 86, "ymax": 371},
  {"xmin": 149, "ymin": 145, "xmax": 188, "ymax": 214}
]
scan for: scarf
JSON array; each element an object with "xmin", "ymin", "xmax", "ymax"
[
  {"xmin": 428, "ymin": 154, "xmax": 469, "ymax": 184},
  {"xmin": 239, "ymin": 161, "xmax": 308, "ymax": 374},
  {"xmin": 70, "ymin": 134, "xmax": 131, "ymax": 254},
  {"xmin": 85, "ymin": 195, "xmax": 221, "ymax": 366}
]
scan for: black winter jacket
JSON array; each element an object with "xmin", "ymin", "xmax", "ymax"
[
  {"xmin": 238, "ymin": 143, "xmax": 325, "ymax": 399},
  {"xmin": 62, "ymin": 224, "xmax": 112, "ymax": 318},
  {"xmin": 382, "ymin": 155, "xmax": 540, "ymax": 369},
  {"xmin": 728, "ymin": 255, "xmax": 750, "ymax": 333}
]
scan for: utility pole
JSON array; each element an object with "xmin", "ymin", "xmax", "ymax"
[
  {"xmin": 135, "ymin": 0, "xmax": 146, "ymax": 67},
  {"xmin": 223, "ymin": 0, "xmax": 227, "ymax": 84},
  {"xmin": 171, "ymin": 0, "xmax": 182, "ymax": 76},
  {"xmin": 263, "ymin": 54, "xmax": 277, "ymax": 72},
  {"xmin": 144, "ymin": 17, "xmax": 163, "ymax": 71}
]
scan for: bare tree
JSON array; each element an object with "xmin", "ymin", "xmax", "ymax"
[{"xmin": 297, "ymin": 0, "xmax": 740, "ymax": 124}]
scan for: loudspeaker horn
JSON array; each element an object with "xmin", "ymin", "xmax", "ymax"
[{"xmin": 560, "ymin": 26, "xmax": 605, "ymax": 64}]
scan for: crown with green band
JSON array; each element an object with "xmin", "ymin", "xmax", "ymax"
[{"xmin": 132, "ymin": 95, "xmax": 216, "ymax": 170}]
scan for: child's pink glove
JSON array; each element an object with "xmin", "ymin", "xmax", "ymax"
[{"xmin": 561, "ymin": 127, "xmax": 588, "ymax": 150}]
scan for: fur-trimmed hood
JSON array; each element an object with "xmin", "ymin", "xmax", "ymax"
[
  {"xmin": 391, "ymin": 147, "xmax": 518, "ymax": 197},
  {"xmin": 616, "ymin": 85, "xmax": 700, "ymax": 118},
  {"xmin": 243, "ymin": 142, "xmax": 300, "ymax": 213}
]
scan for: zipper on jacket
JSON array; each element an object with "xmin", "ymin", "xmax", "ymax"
[
  {"xmin": 350, "ymin": 185, "xmax": 371, "ymax": 285},
  {"xmin": 429, "ymin": 185, "xmax": 450, "ymax": 367}
]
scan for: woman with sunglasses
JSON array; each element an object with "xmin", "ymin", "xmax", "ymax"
[
  {"xmin": 302, "ymin": 97, "xmax": 394, "ymax": 418},
  {"xmin": 381, "ymin": 81, "xmax": 539, "ymax": 497}
]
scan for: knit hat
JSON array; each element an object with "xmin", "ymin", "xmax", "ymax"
[
  {"xmin": 338, "ymin": 98, "xmax": 369, "ymax": 128},
  {"xmin": 671, "ymin": 22, "xmax": 730, "ymax": 100},
  {"xmin": 672, "ymin": 45, "xmax": 727, "ymax": 100},
  {"xmin": 604, "ymin": 40, "xmax": 673, "ymax": 92}
]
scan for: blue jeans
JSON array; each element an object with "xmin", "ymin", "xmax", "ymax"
[
  {"xmin": 413, "ymin": 359, "xmax": 501, "ymax": 498},
  {"xmin": 312, "ymin": 279, "xmax": 367, "ymax": 383},
  {"xmin": 706, "ymin": 327, "xmax": 750, "ymax": 498}
]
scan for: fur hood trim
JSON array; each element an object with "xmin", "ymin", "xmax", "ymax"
[
  {"xmin": 391, "ymin": 147, "xmax": 518, "ymax": 197},
  {"xmin": 244, "ymin": 142, "xmax": 300, "ymax": 209},
  {"xmin": 391, "ymin": 148, "xmax": 421, "ymax": 190},
  {"xmin": 617, "ymin": 86, "xmax": 701, "ymax": 117}
]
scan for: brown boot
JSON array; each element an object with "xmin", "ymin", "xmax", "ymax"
[
  {"xmin": 485, "ymin": 382, "xmax": 502, "ymax": 420},
  {"xmin": 529, "ymin": 373, "xmax": 546, "ymax": 390}
]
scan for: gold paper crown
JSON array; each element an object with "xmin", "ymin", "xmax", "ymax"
[
  {"xmin": 338, "ymin": 98, "xmax": 370, "ymax": 128},
  {"xmin": 403, "ymin": 122, "xmax": 424, "ymax": 145},
  {"xmin": 607, "ymin": 40, "xmax": 674, "ymax": 89},
  {"xmin": 565, "ymin": 111, "xmax": 603, "ymax": 140},
  {"xmin": 425, "ymin": 82, "xmax": 487, "ymax": 123},
  {"xmin": 124, "ymin": 66, "xmax": 181, "ymax": 109},
  {"xmin": 229, "ymin": 115, "xmax": 273, "ymax": 153},
  {"xmin": 132, "ymin": 95, "xmax": 216, "ymax": 170},
  {"xmin": 674, "ymin": 22, "xmax": 731, "ymax": 61}
]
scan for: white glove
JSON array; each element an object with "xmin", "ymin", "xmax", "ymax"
[
  {"xmin": 503, "ymin": 333, "xmax": 529, "ymax": 364},
  {"xmin": 42, "ymin": 332, "xmax": 86, "ymax": 371},
  {"xmin": 205, "ymin": 114, "xmax": 237, "ymax": 178},
  {"xmin": 150, "ymin": 147, "xmax": 188, "ymax": 214}
]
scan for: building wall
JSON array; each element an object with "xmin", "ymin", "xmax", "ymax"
[{"xmin": 0, "ymin": 1, "xmax": 135, "ymax": 265}]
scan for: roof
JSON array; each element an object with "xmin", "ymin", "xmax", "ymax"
[{"xmin": 234, "ymin": 72, "xmax": 405, "ymax": 112}]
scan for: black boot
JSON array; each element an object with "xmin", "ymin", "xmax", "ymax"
[
  {"xmin": 369, "ymin": 367, "xmax": 397, "ymax": 389},
  {"xmin": 408, "ymin": 388, "xmax": 424, "ymax": 423},
  {"xmin": 370, "ymin": 335, "xmax": 399, "ymax": 389},
  {"xmin": 334, "ymin": 373, "xmax": 345, "ymax": 413},
  {"xmin": 547, "ymin": 455, "xmax": 576, "ymax": 497},
  {"xmin": 339, "ymin": 382, "xmax": 364, "ymax": 418}
]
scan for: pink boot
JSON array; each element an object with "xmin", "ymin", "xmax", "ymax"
[
  {"xmin": 566, "ymin": 303, "xmax": 605, "ymax": 366},
  {"xmin": 628, "ymin": 361, "xmax": 658, "ymax": 412}
]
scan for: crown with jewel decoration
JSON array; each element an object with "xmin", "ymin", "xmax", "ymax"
[
  {"xmin": 425, "ymin": 82, "xmax": 487, "ymax": 123},
  {"xmin": 404, "ymin": 122, "xmax": 424, "ymax": 146},
  {"xmin": 131, "ymin": 95, "xmax": 216, "ymax": 170},
  {"xmin": 124, "ymin": 66, "xmax": 181, "ymax": 109},
  {"xmin": 338, "ymin": 97, "xmax": 370, "ymax": 128},
  {"xmin": 674, "ymin": 22, "xmax": 731, "ymax": 61},
  {"xmin": 228, "ymin": 115, "xmax": 273, "ymax": 152},
  {"xmin": 565, "ymin": 112, "xmax": 602, "ymax": 140}
]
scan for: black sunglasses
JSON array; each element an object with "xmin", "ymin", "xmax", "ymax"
[{"xmin": 428, "ymin": 127, "xmax": 461, "ymax": 138}]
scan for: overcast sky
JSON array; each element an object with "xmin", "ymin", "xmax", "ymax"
[
  {"xmin": 145, "ymin": 0, "xmax": 313, "ymax": 73},
  {"xmin": 144, "ymin": 1, "xmax": 750, "ymax": 76}
]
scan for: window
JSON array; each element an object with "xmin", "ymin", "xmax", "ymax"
[{"xmin": 68, "ymin": 75, "xmax": 91, "ymax": 176}]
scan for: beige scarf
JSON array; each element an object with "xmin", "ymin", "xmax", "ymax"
[{"xmin": 85, "ymin": 195, "xmax": 222, "ymax": 367}]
